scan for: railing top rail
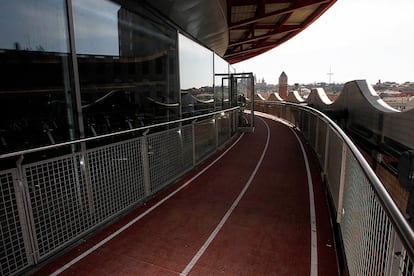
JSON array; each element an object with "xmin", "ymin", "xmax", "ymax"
[
  {"xmin": 0, "ymin": 107, "xmax": 239, "ymax": 160},
  {"xmin": 269, "ymin": 101, "xmax": 414, "ymax": 260}
]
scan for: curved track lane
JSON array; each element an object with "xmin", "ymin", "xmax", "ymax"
[{"xmin": 34, "ymin": 115, "xmax": 338, "ymax": 276}]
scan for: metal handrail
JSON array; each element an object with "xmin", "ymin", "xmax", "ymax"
[
  {"xmin": 0, "ymin": 107, "xmax": 239, "ymax": 160},
  {"xmin": 267, "ymin": 101, "xmax": 414, "ymax": 261}
]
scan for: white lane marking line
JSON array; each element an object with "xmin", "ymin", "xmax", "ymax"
[
  {"xmin": 180, "ymin": 117, "xmax": 270, "ymax": 276},
  {"xmin": 50, "ymin": 134, "xmax": 245, "ymax": 276},
  {"xmin": 291, "ymin": 128, "xmax": 318, "ymax": 276}
]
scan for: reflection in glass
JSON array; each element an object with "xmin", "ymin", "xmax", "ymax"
[
  {"xmin": 214, "ymin": 54, "xmax": 230, "ymax": 110},
  {"xmin": 179, "ymin": 34, "xmax": 214, "ymax": 116},
  {"xmin": 0, "ymin": 0, "xmax": 76, "ymax": 155},
  {"xmin": 73, "ymin": 0, "xmax": 178, "ymax": 139}
]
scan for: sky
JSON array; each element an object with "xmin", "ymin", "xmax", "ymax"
[{"xmin": 232, "ymin": 0, "xmax": 414, "ymax": 85}]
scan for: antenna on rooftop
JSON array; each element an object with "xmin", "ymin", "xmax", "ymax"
[{"xmin": 327, "ymin": 65, "xmax": 334, "ymax": 84}]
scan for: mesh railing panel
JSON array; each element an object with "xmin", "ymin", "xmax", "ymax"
[
  {"xmin": 0, "ymin": 109, "xmax": 237, "ymax": 274},
  {"xmin": 182, "ymin": 124, "xmax": 195, "ymax": 166},
  {"xmin": 301, "ymin": 111, "xmax": 310, "ymax": 140},
  {"xmin": 231, "ymin": 111, "xmax": 237, "ymax": 135},
  {"xmin": 326, "ymin": 128, "xmax": 344, "ymax": 211},
  {"xmin": 194, "ymin": 118, "xmax": 216, "ymax": 162},
  {"xmin": 0, "ymin": 169, "xmax": 30, "ymax": 276},
  {"xmin": 308, "ymin": 114, "xmax": 317, "ymax": 148},
  {"xmin": 253, "ymin": 102, "xmax": 414, "ymax": 275},
  {"xmin": 316, "ymin": 118, "xmax": 328, "ymax": 165},
  {"xmin": 23, "ymin": 153, "xmax": 91, "ymax": 259},
  {"xmin": 341, "ymin": 149, "xmax": 394, "ymax": 275},
  {"xmin": 398, "ymin": 249, "xmax": 414, "ymax": 275},
  {"xmin": 217, "ymin": 115, "xmax": 230, "ymax": 147},
  {"xmin": 258, "ymin": 102, "xmax": 414, "ymax": 275},
  {"xmin": 87, "ymin": 137, "xmax": 145, "ymax": 223},
  {"xmin": 148, "ymin": 127, "xmax": 193, "ymax": 193}
]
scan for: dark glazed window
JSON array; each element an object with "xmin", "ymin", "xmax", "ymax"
[
  {"xmin": 72, "ymin": 0, "xmax": 179, "ymax": 138},
  {"xmin": 0, "ymin": 0, "xmax": 76, "ymax": 155}
]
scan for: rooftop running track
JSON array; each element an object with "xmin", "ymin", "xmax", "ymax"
[{"xmin": 33, "ymin": 114, "xmax": 339, "ymax": 275}]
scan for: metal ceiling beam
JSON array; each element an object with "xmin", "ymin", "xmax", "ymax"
[
  {"xmin": 224, "ymin": 42, "xmax": 276, "ymax": 58},
  {"xmin": 228, "ymin": 25, "xmax": 300, "ymax": 47},
  {"xmin": 224, "ymin": 0, "xmax": 337, "ymax": 63},
  {"xmin": 231, "ymin": 23, "xmax": 290, "ymax": 30},
  {"xmin": 228, "ymin": 0, "xmax": 292, "ymax": 6},
  {"xmin": 228, "ymin": 0, "xmax": 330, "ymax": 29}
]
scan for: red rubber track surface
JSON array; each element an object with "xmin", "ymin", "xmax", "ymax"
[{"xmin": 33, "ymin": 116, "xmax": 338, "ymax": 275}]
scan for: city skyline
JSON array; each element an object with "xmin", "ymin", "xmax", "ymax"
[{"xmin": 233, "ymin": 0, "xmax": 414, "ymax": 85}]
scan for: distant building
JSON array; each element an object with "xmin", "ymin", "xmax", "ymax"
[{"xmin": 278, "ymin": 71, "xmax": 288, "ymax": 99}]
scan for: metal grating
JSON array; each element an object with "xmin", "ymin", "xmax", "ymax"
[
  {"xmin": 0, "ymin": 109, "xmax": 237, "ymax": 273},
  {"xmin": 148, "ymin": 126, "xmax": 193, "ymax": 193},
  {"xmin": 308, "ymin": 114, "xmax": 317, "ymax": 147},
  {"xmin": 23, "ymin": 153, "xmax": 91, "ymax": 259},
  {"xmin": 341, "ymin": 150, "xmax": 393, "ymax": 275},
  {"xmin": 326, "ymin": 129, "xmax": 343, "ymax": 211},
  {"xmin": 256, "ymin": 102, "xmax": 414, "ymax": 275},
  {"xmin": 87, "ymin": 137, "xmax": 145, "ymax": 223},
  {"xmin": 194, "ymin": 118, "xmax": 216, "ymax": 162},
  {"xmin": 217, "ymin": 115, "xmax": 230, "ymax": 146},
  {"xmin": 300, "ymin": 111, "xmax": 310, "ymax": 139},
  {"xmin": 399, "ymin": 250, "xmax": 414, "ymax": 275},
  {"xmin": 0, "ymin": 169, "xmax": 30, "ymax": 276},
  {"xmin": 316, "ymin": 118, "xmax": 327, "ymax": 165}
]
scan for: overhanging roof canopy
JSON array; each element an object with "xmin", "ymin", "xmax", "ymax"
[
  {"xmin": 147, "ymin": 0, "xmax": 336, "ymax": 64},
  {"xmin": 225, "ymin": 0, "xmax": 336, "ymax": 64}
]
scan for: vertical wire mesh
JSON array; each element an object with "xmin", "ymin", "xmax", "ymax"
[
  {"xmin": 399, "ymin": 249, "xmax": 414, "ymax": 275},
  {"xmin": 1, "ymin": 110, "xmax": 237, "ymax": 274},
  {"xmin": 260, "ymin": 103, "xmax": 414, "ymax": 275},
  {"xmin": 231, "ymin": 111, "xmax": 237, "ymax": 135},
  {"xmin": 316, "ymin": 118, "xmax": 327, "ymax": 165},
  {"xmin": 194, "ymin": 118, "xmax": 216, "ymax": 162},
  {"xmin": 326, "ymin": 129, "xmax": 343, "ymax": 211},
  {"xmin": 217, "ymin": 115, "xmax": 230, "ymax": 147},
  {"xmin": 341, "ymin": 148, "xmax": 394, "ymax": 275},
  {"xmin": 1, "ymin": 169, "xmax": 30, "ymax": 276},
  {"xmin": 308, "ymin": 114, "xmax": 317, "ymax": 148},
  {"xmin": 182, "ymin": 124, "xmax": 194, "ymax": 166},
  {"xmin": 23, "ymin": 153, "xmax": 91, "ymax": 259},
  {"xmin": 148, "ymin": 126, "xmax": 193, "ymax": 193},
  {"xmin": 87, "ymin": 137, "xmax": 145, "ymax": 223},
  {"xmin": 285, "ymin": 106, "xmax": 292, "ymax": 124},
  {"xmin": 293, "ymin": 108, "xmax": 301, "ymax": 127}
]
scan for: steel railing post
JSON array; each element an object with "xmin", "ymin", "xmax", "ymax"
[
  {"xmin": 315, "ymin": 117, "xmax": 319, "ymax": 153},
  {"xmin": 141, "ymin": 130, "xmax": 151, "ymax": 197},
  {"xmin": 227, "ymin": 111, "xmax": 231, "ymax": 139},
  {"xmin": 14, "ymin": 155, "xmax": 37, "ymax": 265},
  {"xmin": 215, "ymin": 114, "xmax": 219, "ymax": 149},
  {"xmin": 337, "ymin": 142, "xmax": 347, "ymax": 223},
  {"xmin": 192, "ymin": 120, "xmax": 197, "ymax": 166}
]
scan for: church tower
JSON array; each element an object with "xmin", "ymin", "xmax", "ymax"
[{"xmin": 278, "ymin": 71, "xmax": 288, "ymax": 99}]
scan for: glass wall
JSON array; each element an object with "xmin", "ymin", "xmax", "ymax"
[
  {"xmin": 214, "ymin": 53, "xmax": 230, "ymax": 110},
  {"xmin": 0, "ymin": 0, "xmax": 76, "ymax": 154},
  {"xmin": 0, "ymin": 0, "xmax": 233, "ymax": 157},
  {"xmin": 179, "ymin": 34, "xmax": 214, "ymax": 117},
  {"xmin": 73, "ymin": 0, "xmax": 179, "ymax": 137}
]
